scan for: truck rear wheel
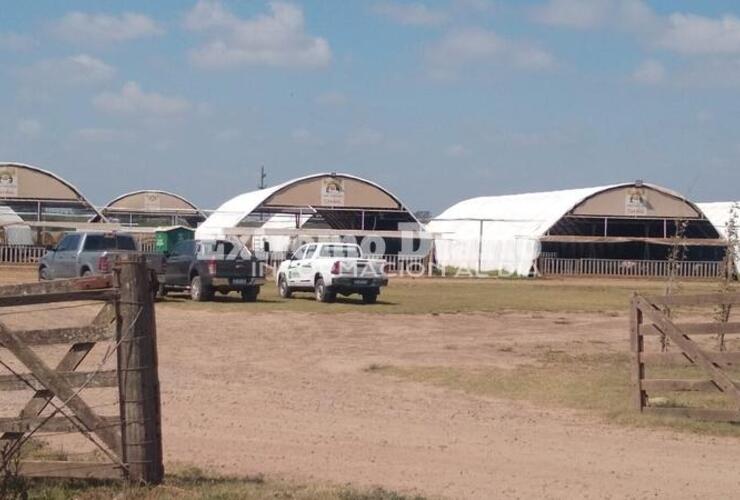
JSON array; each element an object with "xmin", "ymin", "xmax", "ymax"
[
  {"xmin": 190, "ymin": 275, "xmax": 212, "ymax": 302},
  {"xmin": 241, "ymin": 286, "xmax": 260, "ymax": 302},
  {"xmin": 278, "ymin": 275, "xmax": 292, "ymax": 298},
  {"xmin": 362, "ymin": 289, "xmax": 379, "ymax": 304},
  {"xmin": 314, "ymin": 277, "xmax": 335, "ymax": 303}
]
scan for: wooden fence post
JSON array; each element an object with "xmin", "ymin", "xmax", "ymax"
[
  {"xmin": 630, "ymin": 294, "xmax": 645, "ymax": 411},
  {"xmin": 116, "ymin": 255, "xmax": 163, "ymax": 484}
]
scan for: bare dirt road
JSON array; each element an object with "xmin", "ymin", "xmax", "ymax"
[{"xmin": 155, "ymin": 305, "xmax": 740, "ymax": 499}]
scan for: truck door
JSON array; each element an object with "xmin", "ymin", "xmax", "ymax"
[
  {"xmin": 55, "ymin": 234, "xmax": 82, "ymax": 278},
  {"xmin": 166, "ymin": 240, "xmax": 195, "ymax": 286},
  {"xmin": 298, "ymin": 244, "xmax": 318, "ymax": 285},
  {"xmin": 286, "ymin": 245, "xmax": 307, "ymax": 286}
]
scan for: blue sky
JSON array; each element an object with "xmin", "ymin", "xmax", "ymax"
[{"xmin": 1, "ymin": 0, "xmax": 740, "ymax": 213}]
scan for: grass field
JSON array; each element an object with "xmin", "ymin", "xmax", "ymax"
[
  {"xmin": 8, "ymin": 469, "xmax": 428, "ymax": 500},
  {"xmin": 161, "ymin": 277, "xmax": 721, "ymax": 315},
  {"xmin": 372, "ymin": 350, "xmax": 740, "ymax": 438},
  {"xmin": 1, "ymin": 265, "xmax": 721, "ymax": 315}
]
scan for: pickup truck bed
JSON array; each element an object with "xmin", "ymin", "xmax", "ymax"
[{"xmin": 159, "ymin": 239, "xmax": 265, "ymax": 302}]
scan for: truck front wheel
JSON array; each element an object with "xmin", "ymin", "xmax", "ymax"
[
  {"xmin": 314, "ymin": 277, "xmax": 335, "ymax": 303},
  {"xmin": 278, "ymin": 275, "xmax": 292, "ymax": 298}
]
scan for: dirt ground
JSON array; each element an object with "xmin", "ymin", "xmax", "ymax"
[
  {"xmin": 2, "ymin": 266, "xmax": 740, "ymax": 499},
  {"xmin": 155, "ymin": 306, "xmax": 740, "ymax": 499}
]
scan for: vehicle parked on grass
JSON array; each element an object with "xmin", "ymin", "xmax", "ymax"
[
  {"xmin": 158, "ymin": 238, "xmax": 265, "ymax": 302},
  {"xmin": 276, "ymin": 242, "xmax": 388, "ymax": 304},
  {"xmin": 38, "ymin": 231, "xmax": 165, "ymax": 281}
]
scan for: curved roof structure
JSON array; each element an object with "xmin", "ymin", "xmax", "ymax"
[
  {"xmin": 429, "ymin": 182, "xmax": 717, "ymax": 275},
  {"xmin": 0, "ymin": 162, "xmax": 103, "ymax": 224},
  {"xmin": 104, "ymin": 190, "xmax": 204, "ymax": 216},
  {"xmin": 197, "ymin": 172, "xmax": 420, "ymax": 238},
  {"xmin": 0, "ymin": 162, "xmax": 96, "ymax": 205}
]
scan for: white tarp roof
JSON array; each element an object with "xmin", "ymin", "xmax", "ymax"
[
  {"xmin": 698, "ymin": 202, "xmax": 739, "ymax": 238},
  {"xmin": 428, "ymin": 182, "xmax": 692, "ymax": 276},
  {"xmin": 196, "ymin": 172, "xmax": 417, "ymax": 239}
]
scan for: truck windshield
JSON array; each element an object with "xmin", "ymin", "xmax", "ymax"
[
  {"xmin": 319, "ymin": 245, "xmax": 361, "ymax": 258},
  {"xmin": 83, "ymin": 235, "xmax": 137, "ymax": 251}
]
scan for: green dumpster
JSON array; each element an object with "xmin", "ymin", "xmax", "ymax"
[{"xmin": 154, "ymin": 226, "xmax": 194, "ymax": 254}]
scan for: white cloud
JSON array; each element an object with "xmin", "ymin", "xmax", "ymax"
[
  {"xmin": 52, "ymin": 12, "xmax": 163, "ymax": 43},
  {"xmin": 184, "ymin": 1, "xmax": 331, "ymax": 70},
  {"xmin": 675, "ymin": 58, "xmax": 740, "ymax": 88},
  {"xmin": 425, "ymin": 28, "xmax": 555, "ymax": 78},
  {"xmin": 374, "ymin": 2, "xmax": 448, "ymax": 27},
  {"xmin": 214, "ymin": 128, "xmax": 241, "ymax": 142},
  {"xmin": 530, "ymin": 0, "xmax": 657, "ymax": 33},
  {"xmin": 531, "ymin": 0, "xmax": 611, "ymax": 29},
  {"xmin": 445, "ymin": 144, "xmax": 469, "ymax": 158},
  {"xmin": 0, "ymin": 32, "xmax": 35, "ymax": 51},
  {"xmin": 347, "ymin": 128, "xmax": 383, "ymax": 147},
  {"xmin": 291, "ymin": 127, "xmax": 323, "ymax": 146},
  {"xmin": 93, "ymin": 82, "xmax": 191, "ymax": 116},
  {"xmin": 315, "ymin": 91, "xmax": 347, "ymax": 106},
  {"xmin": 17, "ymin": 119, "xmax": 41, "ymax": 138},
  {"xmin": 19, "ymin": 54, "xmax": 115, "ymax": 86},
  {"xmin": 74, "ymin": 128, "xmax": 133, "ymax": 142},
  {"xmin": 659, "ymin": 13, "xmax": 740, "ymax": 55},
  {"xmin": 631, "ymin": 59, "xmax": 666, "ymax": 85},
  {"xmin": 532, "ymin": 1, "xmax": 740, "ymax": 57}
]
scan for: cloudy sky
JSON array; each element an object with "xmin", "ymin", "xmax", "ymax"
[{"xmin": 1, "ymin": 0, "xmax": 740, "ymax": 213}]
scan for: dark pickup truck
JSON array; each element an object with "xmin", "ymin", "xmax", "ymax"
[{"xmin": 158, "ymin": 239, "xmax": 265, "ymax": 302}]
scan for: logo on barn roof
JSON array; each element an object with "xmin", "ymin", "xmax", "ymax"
[
  {"xmin": 321, "ymin": 178, "xmax": 345, "ymax": 206},
  {"xmin": 0, "ymin": 166, "xmax": 18, "ymax": 198},
  {"xmin": 625, "ymin": 186, "xmax": 649, "ymax": 216}
]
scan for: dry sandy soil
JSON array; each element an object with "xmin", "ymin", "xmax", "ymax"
[
  {"xmin": 154, "ymin": 306, "xmax": 740, "ymax": 499},
  {"xmin": 1, "ymin": 266, "xmax": 739, "ymax": 499}
]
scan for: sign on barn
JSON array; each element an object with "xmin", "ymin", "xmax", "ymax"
[{"xmin": 0, "ymin": 166, "xmax": 18, "ymax": 197}]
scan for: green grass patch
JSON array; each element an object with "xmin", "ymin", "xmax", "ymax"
[
  {"xmin": 17, "ymin": 467, "xmax": 428, "ymax": 500},
  {"xmin": 160, "ymin": 278, "xmax": 720, "ymax": 315},
  {"xmin": 374, "ymin": 351, "xmax": 740, "ymax": 437}
]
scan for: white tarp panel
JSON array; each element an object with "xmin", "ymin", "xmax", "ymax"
[
  {"xmin": 698, "ymin": 201, "xmax": 740, "ymax": 272},
  {"xmin": 0, "ymin": 206, "xmax": 33, "ymax": 245}
]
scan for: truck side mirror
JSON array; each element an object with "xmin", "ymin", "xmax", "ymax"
[
  {"xmin": 263, "ymin": 241, "xmax": 270, "ymax": 253},
  {"xmin": 286, "ymin": 252, "xmax": 294, "ymax": 261}
]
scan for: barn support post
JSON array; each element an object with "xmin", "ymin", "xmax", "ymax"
[
  {"xmin": 477, "ymin": 220, "xmax": 484, "ymax": 274},
  {"xmin": 116, "ymin": 255, "xmax": 164, "ymax": 484}
]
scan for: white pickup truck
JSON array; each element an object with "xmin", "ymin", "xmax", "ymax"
[{"xmin": 276, "ymin": 242, "xmax": 388, "ymax": 303}]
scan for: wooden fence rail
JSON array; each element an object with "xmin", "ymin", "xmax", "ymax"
[
  {"xmin": 0, "ymin": 256, "xmax": 163, "ymax": 483},
  {"xmin": 631, "ymin": 292, "xmax": 740, "ymax": 422}
]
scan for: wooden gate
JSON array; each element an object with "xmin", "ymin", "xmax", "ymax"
[
  {"xmin": 0, "ymin": 256, "xmax": 163, "ymax": 483},
  {"xmin": 631, "ymin": 292, "xmax": 740, "ymax": 421}
]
